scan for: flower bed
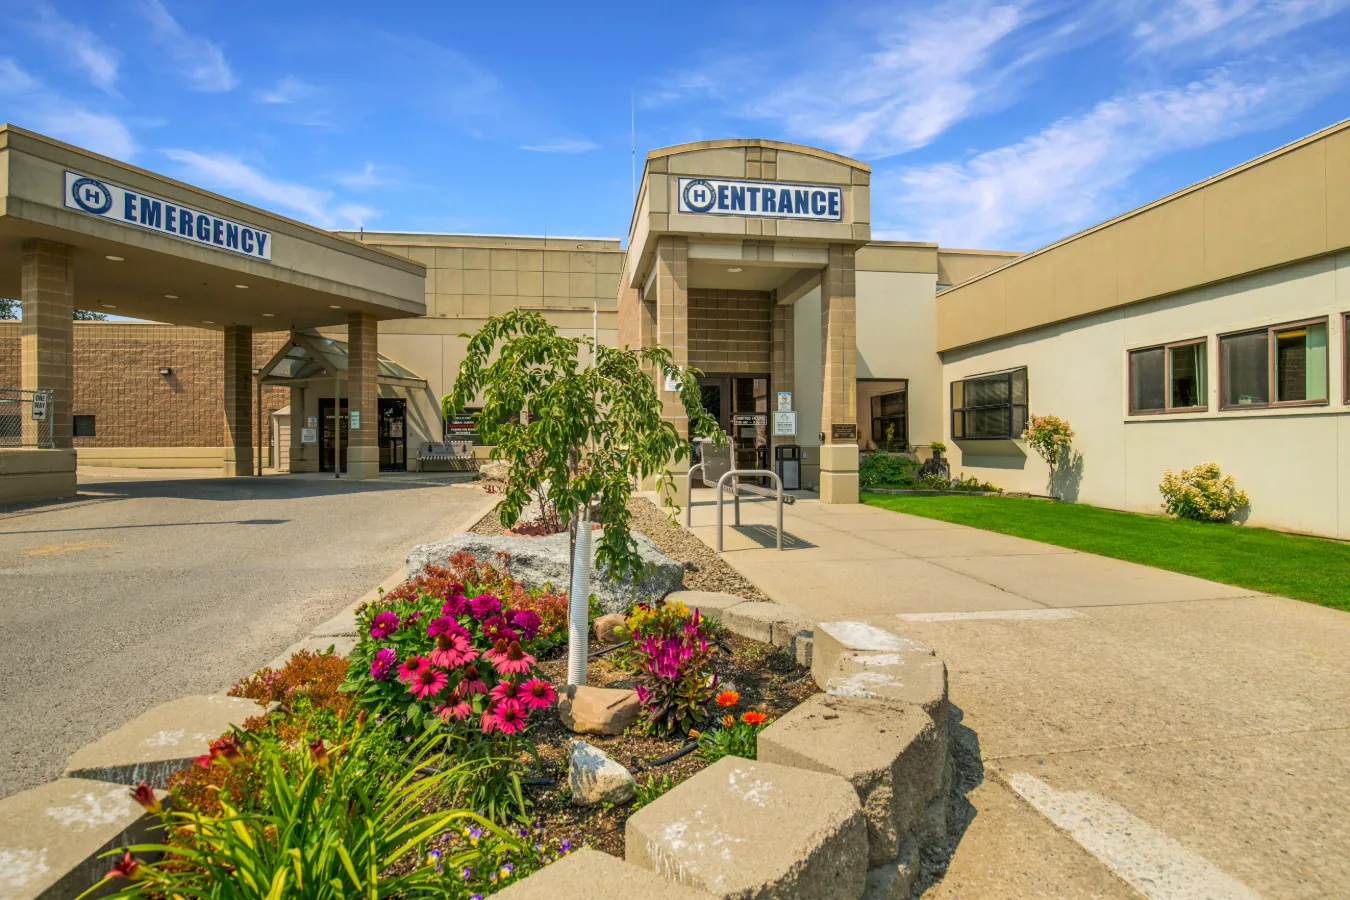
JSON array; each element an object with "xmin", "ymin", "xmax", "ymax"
[{"xmin": 89, "ymin": 552, "xmax": 813, "ymax": 897}]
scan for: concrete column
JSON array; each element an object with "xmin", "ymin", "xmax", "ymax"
[
  {"xmin": 771, "ymin": 298, "xmax": 795, "ymax": 455},
  {"xmin": 21, "ymin": 240, "xmax": 74, "ymax": 449},
  {"xmin": 346, "ymin": 311, "xmax": 379, "ymax": 480},
  {"xmin": 651, "ymin": 236, "xmax": 689, "ymax": 500},
  {"xmin": 287, "ymin": 384, "xmax": 312, "ymax": 472},
  {"xmin": 820, "ymin": 244, "xmax": 859, "ymax": 504},
  {"xmin": 222, "ymin": 325, "xmax": 252, "ymax": 477}
]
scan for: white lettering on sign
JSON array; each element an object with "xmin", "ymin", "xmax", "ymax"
[
  {"xmin": 63, "ymin": 170, "xmax": 273, "ymax": 261},
  {"xmin": 349, "ymin": 410, "xmax": 361, "ymax": 430},
  {"xmin": 677, "ymin": 177, "xmax": 843, "ymax": 222}
]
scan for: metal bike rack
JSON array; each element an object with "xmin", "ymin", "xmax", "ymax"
[
  {"xmin": 685, "ymin": 462, "xmax": 704, "ymax": 527},
  {"xmin": 715, "ymin": 468, "xmax": 785, "ymax": 551}
]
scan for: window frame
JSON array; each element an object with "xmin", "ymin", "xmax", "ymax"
[
  {"xmin": 1126, "ymin": 337, "xmax": 1209, "ymax": 416},
  {"xmin": 73, "ymin": 414, "xmax": 96, "ymax": 437},
  {"xmin": 950, "ymin": 366, "xmax": 1028, "ymax": 441},
  {"xmin": 1218, "ymin": 316, "xmax": 1329, "ymax": 411}
]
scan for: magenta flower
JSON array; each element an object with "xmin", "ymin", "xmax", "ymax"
[
  {"xmin": 521, "ymin": 678, "xmax": 556, "ymax": 710},
  {"xmin": 370, "ymin": 647, "xmax": 397, "ymax": 681},
  {"xmin": 427, "ymin": 615, "xmax": 461, "ymax": 638},
  {"xmin": 456, "ymin": 664, "xmax": 487, "ymax": 696},
  {"xmin": 482, "ymin": 615, "xmax": 519, "ymax": 645},
  {"xmin": 430, "ymin": 630, "xmax": 478, "ymax": 668},
  {"xmin": 369, "ymin": 610, "xmax": 400, "ymax": 639},
  {"xmin": 408, "ymin": 665, "xmax": 449, "ymax": 700},
  {"xmin": 486, "ymin": 699, "xmax": 528, "ymax": 735},
  {"xmin": 508, "ymin": 608, "xmax": 542, "ymax": 640},
  {"xmin": 435, "ymin": 700, "xmax": 472, "ymax": 721},
  {"xmin": 495, "ymin": 640, "xmax": 536, "ymax": 676},
  {"xmin": 397, "ymin": 655, "xmax": 430, "ymax": 683},
  {"xmin": 468, "ymin": 594, "xmax": 502, "ymax": 620},
  {"xmin": 441, "ymin": 592, "xmax": 468, "ymax": 617},
  {"xmin": 490, "ymin": 679, "xmax": 523, "ymax": 704}
]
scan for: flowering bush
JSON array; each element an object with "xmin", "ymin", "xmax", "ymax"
[
  {"xmin": 695, "ymin": 690, "xmax": 773, "ymax": 762},
  {"xmin": 625, "ymin": 598, "xmax": 718, "ymax": 736},
  {"xmin": 1022, "ymin": 414, "xmax": 1075, "ymax": 468},
  {"xmin": 1159, "ymin": 462, "xmax": 1249, "ymax": 522}
]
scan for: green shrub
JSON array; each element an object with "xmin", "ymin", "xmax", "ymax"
[
  {"xmin": 625, "ymin": 598, "xmax": 718, "ymax": 736},
  {"xmin": 695, "ymin": 712, "xmax": 770, "ymax": 763},
  {"xmin": 631, "ymin": 772, "xmax": 676, "ymax": 812},
  {"xmin": 859, "ymin": 451, "xmax": 921, "ymax": 488},
  {"xmin": 949, "ymin": 473, "xmax": 1003, "ymax": 493},
  {"xmin": 1159, "ymin": 462, "xmax": 1249, "ymax": 522},
  {"xmin": 1022, "ymin": 414, "xmax": 1075, "ymax": 468}
]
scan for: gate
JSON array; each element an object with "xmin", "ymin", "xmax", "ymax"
[{"xmin": 0, "ymin": 388, "xmax": 55, "ymax": 449}]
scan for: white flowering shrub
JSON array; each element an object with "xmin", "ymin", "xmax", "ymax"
[
  {"xmin": 1022, "ymin": 414, "xmax": 1075, "ymax": 468},
  {"xmin": 1158, "ymin": 462, "xmax": 1249, "ymax": 522}
]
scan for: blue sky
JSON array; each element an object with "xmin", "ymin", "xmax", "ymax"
[{"xmin": 2, "ymin": 0, "xmax": 1349, "ymax": 251}]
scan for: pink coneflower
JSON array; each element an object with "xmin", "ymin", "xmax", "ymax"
[
  {"xmin": 490, "ymin": 679, "xmax": 523, "ymax": 704},
  {"xmin": 521, "ymin": 677, "xmax": 556, "ymax": 710},
  {"xmin": 430, "ymin": 629, "xmax": 478, "ymax": 668},
  {"xmin": 489, "ymin": 699, "xmax": 529, "ymax": 735},
  {"xmin": 397, "ymin": 655, "xmax": 431, "ymax": 683},
  {"xmin": 369, "ymin": 610, "xmax": 400, "ymax": 639},
  {"xmin": 456, "ymin": 664, "xmax": 487, "ymax": 696},
  {"xmin": 435, "ymin": 700, "xmax": 472, "ymax": 721},
  {"xmin": 495, "ymin": 640, "xmax": 536, "ymax": 675},
  {"xmin": 408, "ymin": 665, "xmax": 449, "ymax": 700}
]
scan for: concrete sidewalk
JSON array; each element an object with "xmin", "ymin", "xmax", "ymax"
[{"xmin": 676, "ymin": 489, "xmax": 1350, "ymax": 899}]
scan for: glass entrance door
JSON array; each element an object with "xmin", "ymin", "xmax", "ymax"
[
  {"xmin": 319, "ymin": 399, "xmax": 347, "ymax": 473},
  {"xmin": 696, "ymin": 374, "xmax": 770, "ymax": 484},
  {"xmin": 378, "ymin": 398, "xmax": 407, "ymax": 471}
]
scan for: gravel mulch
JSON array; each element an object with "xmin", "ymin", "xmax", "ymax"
[{"xmin": 468, "ymin": 492, "xmax": 768, "ymax": 603}]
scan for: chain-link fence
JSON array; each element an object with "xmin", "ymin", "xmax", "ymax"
[{"xmin": 0, "ymin": 388, "xmax": 55, "ymax": 449}]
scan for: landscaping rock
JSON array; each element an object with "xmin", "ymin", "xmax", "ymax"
[
  {"xmin": 0, "ymin": 777, "xmax": 164, "ymax": 900},
  {"xmin": 758, "ymin": 694, "xmax": 943, "ymax": 866},
  {"xmin": 824, "ymin": 650, "xmax": 949, "ymax": 725},
  {"xmin": 558, "ymin": 685, "xmax": 641, "ymax": 736},
  {"xmin": 479, "ymin": 460, "xmax": 510, "ymax": 483},
  {"xmin": 793, "ymin": 633, "xmax": 814, "ymax": 668},
  {"xmin": 567, "ymin": 740, "xmax": 636, "ymax": 806},
  {"xmin": 65, "ymin": 695, "xmax": 261, "ymax": 788},
  {"xmin": 494, "ymin": 847, "xmax": 715, "ymax": 898},
  {"xmin": 407, "ymin": 531, "xmax": 683, "ymax": 614},
  {"xmin": 593, "ymin": 613, "xmax": 627, "ymax": 645},
  {"xmin": 812, "ymin": 621, "xmax": 934, "ymax": 686},
  {"xmin": 625, "ymin": 756, "xmax": 868, "ymax": 900},
  {"xmin": 862, "ymin": 838, "xmax": 920, "ymax": 900}
]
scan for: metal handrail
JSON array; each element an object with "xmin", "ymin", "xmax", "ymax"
[{"xmin": 715, "ymin": 468, "xmax": 784, "ymax": 551}]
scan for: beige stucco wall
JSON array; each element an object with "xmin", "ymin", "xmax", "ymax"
[
  {"xmin": 942, "ymin": 249, "xmax": 1350, "ymax": 537},
  {"xmin": 856, "ymin": 269, "xmax": 943, "ymax": 452}
]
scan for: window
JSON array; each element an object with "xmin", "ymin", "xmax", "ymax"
[
  {"xmin": 73, "ymin": 414, "xmax": 96, "ymax": 437},
  {"xmin": 1128, "ymin": 339, "xmax": 1208, "ymax": 414},
  {"xmin": 1220, "ymin": 318, "xmax": 1327, "ymax": 409},
  {"xmin": 951, "ymin": 367, "xmax": 1027, "ymax": 439},
  {"xmin": 870, "ymin": 390, "xmax": 907, "ymax": 449}
]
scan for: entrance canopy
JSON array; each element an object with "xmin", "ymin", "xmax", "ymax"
[
  {"xmin": 0, "ymin": 125, "xmax": 426, "ymax": 331},
  {"xmin": 258, "ymin": 332, "xmax": 427, "ymax": 390}
]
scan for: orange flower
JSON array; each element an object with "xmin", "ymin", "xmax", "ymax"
[
  {"xmin": 721, "ymin": 714, "xmax": 735, "ymax": 728},
  {"xmin": 715, "ymin": 690, "xmax": 740, "ymax": 708},
  {"xmin": 741, "ymin": 711, "xmax": 768, "ymax": 726}
]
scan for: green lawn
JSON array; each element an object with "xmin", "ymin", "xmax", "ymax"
[{"xmin": 861, "ymin": 492, "xmax": 1350, "ymax": 611}]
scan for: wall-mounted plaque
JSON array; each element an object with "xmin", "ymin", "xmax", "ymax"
[{"xmin": 831, "ymin": 423, "xmax": 858, "ymax": 441}]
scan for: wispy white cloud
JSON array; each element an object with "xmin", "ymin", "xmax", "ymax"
[
  {"xmin": 1130, "ymin": 0, "xmax": 1350, "ymax": 54},
  {"xmin": 22, "ymin": 3, "xmax": 119, "ymax": 92},
  {"xmin": 521, "ymin": 139, "xmax": 600, "ymax": 154},
  {"xmin": 874, "ymin": 63, "xmax": 1349, "ymax": 249},
  {"xmin": 0, "ymin": 57, "xmax": 136, "ymax": 159},
  {"xmin": 335, "ymin": 161, "xmax": 394, "ymax": 190},
  {"xmin": 255, "ymin": 75, "xmax": 316, "ymax": 104},
  {"xmin": 139, "ymin": 0, "xmax": 236, "ymax": 92},
  {"xmin": 161, "ymin": 148, "xmax": 379, "ymax": 228}
]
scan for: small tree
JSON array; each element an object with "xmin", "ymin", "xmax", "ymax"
[
  {"xmin": 447, "ymin": 310, "xmax": 723, "ymax": 684},
  {"xmin": 1022, "ymin": 414, "xmax": 1075, "ymax": 498}
]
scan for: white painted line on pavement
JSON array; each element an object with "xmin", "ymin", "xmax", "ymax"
[
  {"xmin": 1005, "ymin": 772, "xmax": 1261, "ymax": 900},
  {"xmin": 897, "ymin": 609, "xmax": 1083, "ymax": 622}
]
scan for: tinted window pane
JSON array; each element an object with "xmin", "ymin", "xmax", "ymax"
[
  {"xmin": 965, "ymin": 375, "xmax": 1009, "ymax": 406},
  {"xmin": 966, "ymin": 406, "xmax": 1011, "ymax": 439},
  {"xmin": 1010, "ymin": 368, "xmax": 1027, "ymax": 405},
  {"xmin": 1275, "ymin": 322, "xmax": 1326, "ymax": 402},
  {"xmin": 1221, "ymin": 331, "xmax": 1268, "ymax": 406},
  {"xmin": 1130, "ymin": 348, "xmax": 1166, "ymax": 412},
  {"xmin": 73, "ymin": 414, "xmax": 96, "ymax": 437},
  {"xmin": 952, "ymin": 410, "xmax": 965, "ymax": 439},
  {"xmin": 1169, "ymin": 342, "xmax": 1206, "ymax": 409}
]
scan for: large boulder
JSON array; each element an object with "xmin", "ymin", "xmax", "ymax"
[{"xmin": 407, "ymin": 530, "xmax": 683, "ymax": 614}]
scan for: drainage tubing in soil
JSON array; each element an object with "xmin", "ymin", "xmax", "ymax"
[
  {"xmin": 588, "ymin": 640, "xmax": 629, "ymax": 659},
  {"xmin": 632, "ymin": 739, "xmax": 698, "ymax": 772}
]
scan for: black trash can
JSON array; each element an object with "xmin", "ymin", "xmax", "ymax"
[{"xmin": 775, "ymin": 444, "xmax": 801, "ymax": 491}]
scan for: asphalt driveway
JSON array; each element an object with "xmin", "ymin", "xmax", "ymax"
[{"xmin": 0, "ymin": 470, "xmax": 492, "ymax": 799}]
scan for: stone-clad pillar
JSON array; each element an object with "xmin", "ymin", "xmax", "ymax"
[
  {"xmin": 346, "ymin": 311, "xmax": 379, "ymax": 480},
  {"xmin": 222, "ymin": 325, "xmax": 253, "ymax": 476},
  {"xmin": 21, "ymin": 240, "xmax": 75, "ymax": 450},
  {"xmin": 820, "ymin": 244, "xmax": 859, "ymax": 504},
  {"xmin": 651, "ymin": 236, "xmax": 689, "ymax": 500}
]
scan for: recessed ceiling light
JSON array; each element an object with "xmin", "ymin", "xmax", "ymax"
[
  {"xmin": 100, "ymin": 303, "xmax": 116, "ymax": 308},
  {"xmin": 235, "ymin": 284, "xmax": 248, "ymax": 289},
  {"xmin": 164, "ymin": 294, "xmax": 178, "ymax": 299},
  {"xmin": 202, "ymin": 320, "xmax": 215, "ymax": 324},
  {"xmin": 328, "ymin": 304, "xmax": 342, "ymax": 309},
  {"xmin": 262, "ymin": 312, "xmax": 275, "ymax": 317},
  {"xmin": 727, "ymin": 267, "xmax": 743, "ymax": 273},
  {"xmin": 106, "ymin": 255, "xmax": 124, "ymax": 262}
]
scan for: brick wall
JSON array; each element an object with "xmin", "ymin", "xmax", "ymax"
[
  {"xmin": 688, "ymin": 289, "xmax": 772, "ymax": 374},
  {"xmin": 0, "ymin": 321, "xmax": 287, "ymax": 448}
]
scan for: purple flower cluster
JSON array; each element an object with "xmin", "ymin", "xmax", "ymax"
[
  {"xmin": 369, "ymin": 647, "xmax": 397, "ymax": 681},
  {"xmin": 369, "ymin": 610, "xmax": 400, "ymax": 640},
  {"xmin": 468, "ymin": 593, "xmax": 501, "ymax": 619}
]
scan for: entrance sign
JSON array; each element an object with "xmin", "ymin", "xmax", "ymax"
[
  {"xmin": 773, "ymin": 411, "xmax": 796, "ymax": 436},
  {"xmin": 64, "ymin": 170, "xmax": 273, "ymax": 261},
  {"xmin": 677, "ymin": 177, "xmax": 843, "ymax": 222},
  {"xmin": 300, "ymin": 427, "xmax": 317, "ymax": 444},
  {"xmin": 777, "ymin": 391, "xmax": 792, "ymax": 411}
]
